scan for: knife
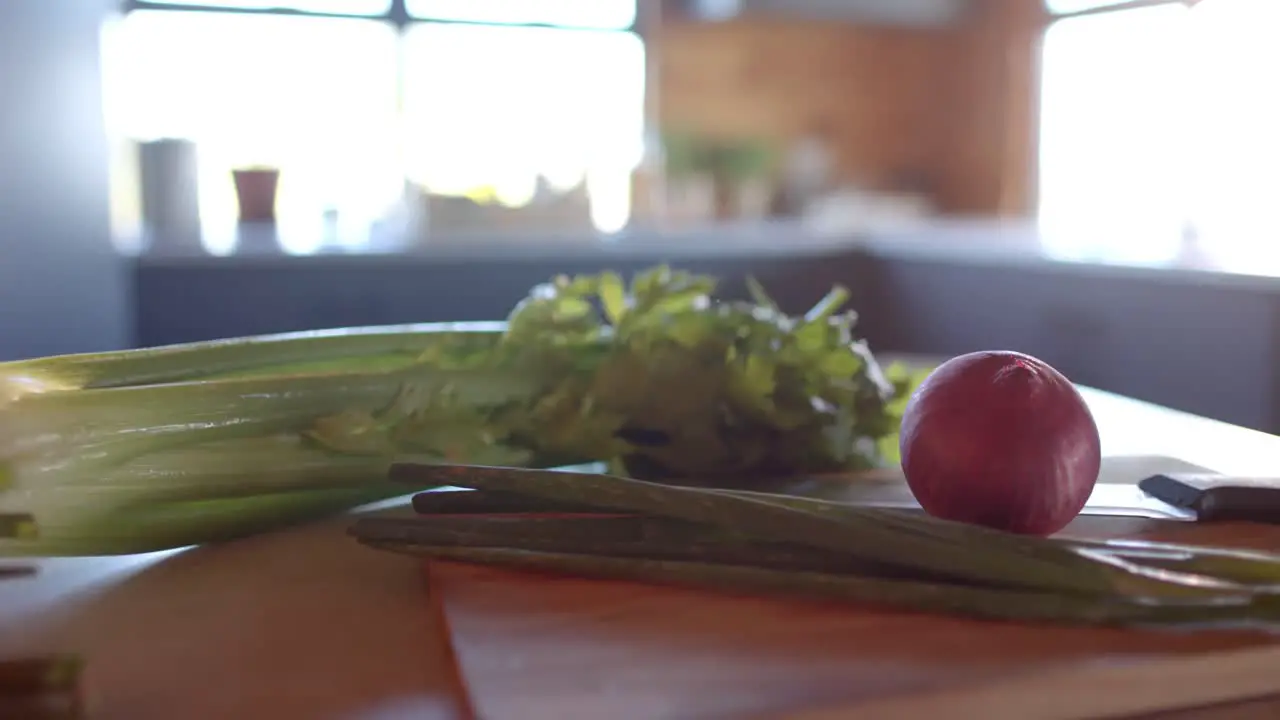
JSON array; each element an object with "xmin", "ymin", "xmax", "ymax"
[
  {"xmin": 1139, "ymin": 473, "xmax": 1280, "ymax": 523},
  {"xmin": 411, "ymin": 457, "xmax": 1208, "ymax": 522},
  {"xmin": 741, "ymin": 471, "xmax": 1196, "ymax": 522},
  {"xmin": 661, "ymin": 458, "xmax": 1205, "ymax": 522}
]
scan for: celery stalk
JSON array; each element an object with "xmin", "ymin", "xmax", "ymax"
[
  {"xmin": 0, "ymin": 321, "xmax": 506, "ymax": 390},
  {"xmin": 3, "ymin": 362, "xmax": 533, "ymax": 468},
  {"xmin": 13, "ymin": 486, "xmax": 408, "ymax": 557},
  {"xmin": 0, "ymin": 322, "xmax": 557, "ymax": 555},
  {"xmin": 0, "ymin": 267, "xmax": 910, "ymax": 556}
]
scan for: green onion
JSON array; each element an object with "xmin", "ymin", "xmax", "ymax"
[
  {"xmin": 351, "ymin": 515, "xmax": 911, "ymax": 578},
  {"xmin": 389, "ymin": 461, "xmax": 1249, "ymax": 597},
  {"xmin": 396, "ymin": 485, "xmax": 1280, "ymax": 594},
  {"xmin": 358, "ymin": 465, "xmax": 1280, "ymax": 627},
  {"xmin": 369, "ymin": 544, "xmax": 1277, "ymax": 628},
  {"xmin": 388, "ymin": 464, "xmax": 1267, "ymax": 601}
]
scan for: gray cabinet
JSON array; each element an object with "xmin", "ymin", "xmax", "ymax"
[
  {"xmin": 131, "ymin": 248, "xmax": 1280, "ymax": 434},
  {"xmin": 132, "ymin": 254, "xmax": 859, "ymax": 345},
  {"xmin": 862, "ymin": 257, "xmax": 1279, "ymax": 431}
]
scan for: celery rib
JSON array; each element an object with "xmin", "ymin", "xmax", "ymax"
[
  {"xmin": 3, "ymin": 322, "xmax": 506, "ymax": 389},
  {"xmin": 0, "ymin": 267, "xmax": 911, "ymax": 557},
  {"xmin": 0, "ymin": 332, "xmax": 544, "ymax": 556},
  {"xmin": 0, "ymin": 486, "xmax": 409, "ymax": 557}
]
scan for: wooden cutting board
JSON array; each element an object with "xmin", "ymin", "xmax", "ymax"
[
  {"xmin": 429, "ymin": 515, "xmax": 1280, "ymax": 720},
  {"xmin": 2, "ymin": 513, "xmax": 468, "ymax": 720}
]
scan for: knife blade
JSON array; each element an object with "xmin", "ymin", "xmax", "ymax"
[
  {"xmin": 741, "ymin": 471, "xmax": 1196, "ymax": 521},
  {"xmin": 1139, "ymin": 473, "xmax": 1280, "ymax": 523},
  {"xmin": 412, "ymin": 457, "xmax": 1206, "ymax": 522}
]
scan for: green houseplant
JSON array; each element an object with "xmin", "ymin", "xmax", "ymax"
[{"xmin": 662, "ymin": 130, "xmax": 774, "ymax": 220}]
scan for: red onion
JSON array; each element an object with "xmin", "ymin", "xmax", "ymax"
[{"xmin": 898, "ymin": 351, "xmax": 1101, "ymax": 536}]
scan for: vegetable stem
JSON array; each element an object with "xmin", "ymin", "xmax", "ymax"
[
  {"xmin": 390, "ymin": 465, "xmax": 1277, "ymax": 603},
  {"xmin": 0, "ymin": 267, "xmax": 912, "ymax": 556},
  {"xmin": 1, "ymin": 486, "xmax": 408, "ymax": 557},
  {"xmin": 389, "ymin": 464, "xmax": 1118, "ymax": 597},
  {"xmin": 0, "ymin": 514, "xmax": 36, "ymax": 540},
  {"xmin": 1, "ymin": 323, "xmax": 506, "ymax": 389},
  {"xmin": 352, "ymin": 515, "xmax": 913, "ymax": 578},
  {"xmin": 374, "ymin": 544, "xmax": 1277, "ymax": 628}
]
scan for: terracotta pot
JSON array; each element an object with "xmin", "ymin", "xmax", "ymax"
[{"xmin": 232, "ymin": 168, "xmax": 280, "ymax": 222}]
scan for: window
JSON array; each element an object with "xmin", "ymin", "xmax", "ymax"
[
  {"xmin": 1038, "ymin": 0, "xmax": 1280, "ymax": 267},
  {"xmin": 103, "ymin": 11, "xmax": 402, "ymax": 255},
  {"xmin": 1037, "ymin": 3, "xmax": 1190, "ymax": 261},
  {"xmin": 1183, "ymin": 0, "xmax": 1280, "ymax": 268},
  {"xmin": 401, "ymin": 24, "xmax": 645, "ymax": 233},
  {"xmin": 103, "ymin": 0, "xmax": 645, "ymax": 255}
]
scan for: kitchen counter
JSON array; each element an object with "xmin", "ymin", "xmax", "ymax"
[
  {"xmin": 128, "ymin": 220, "xmax": 1280, "ymax": 435},
  {"xmin": 134, "ymin": 218, "xmax": 1280, "ymax": 290},
  {"xmin": 3, "ymin": 385, "xmax": 1280, "ymax": 719}
]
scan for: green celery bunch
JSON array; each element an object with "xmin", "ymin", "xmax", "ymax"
[{"xmin": 0, "ymin": 266, "xmax": 908, "ymax": 556}]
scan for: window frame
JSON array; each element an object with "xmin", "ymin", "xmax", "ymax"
[
  {"xmin": 1044, "ymin": 0, "xmax": 1198, "ymax": 19},
  {"xmin": 122, "ymin": 0, "xmax": 641, "ymax": 32}
]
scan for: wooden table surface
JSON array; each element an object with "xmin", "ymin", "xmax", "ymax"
[{"xmin": 3, "ymin": 386, "xmax": 1280, "ymax": 719}]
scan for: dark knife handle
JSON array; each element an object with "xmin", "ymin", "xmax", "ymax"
[
  {"xmin": 1196, "ymin": 487, "xmax": 1280, "ymax": 523},
  {"xmin": 1139, "ymin": 474, "xmax": 1280, "ymax": 523}
]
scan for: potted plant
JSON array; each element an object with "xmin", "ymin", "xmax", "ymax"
[
  {"xmin": 705, "ymin": 139, "xmax": 774, "ymax": 220},
  {"xmin": 661, "ymin": 130, "xmax": 774, "ymax": 221},
  {"xmin": 231, "ymin": 166, "xmax": 281, "ymax": 223}
]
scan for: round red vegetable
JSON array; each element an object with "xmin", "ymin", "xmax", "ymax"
[{"xmin": 898, "ymin": 351, "xmax": 1101, "ymax": 536}]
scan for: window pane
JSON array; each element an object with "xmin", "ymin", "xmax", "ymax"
[
  {"xmin": 102, "ymin": 10, "xmax": 401, "ymax": 255},
  {"xmin": 1037, "ymin": 5, "xmax": 1190, "ymax": 261},
  {"xmin": 402, "ymin": 25, "xmax": 646, "ymax": 233},
  {"xmin": 407, "ymin": 0, "xmax": 635, "ymax": 30},
  {"xmin": 141, "ymin": 0, "xmax": 392, "ymax": 14},
  {"xmin": 1183, "ymin": 0, "xmax": 1280, "ymax": 265}
]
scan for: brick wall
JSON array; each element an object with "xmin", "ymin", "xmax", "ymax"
[{"xmin": 651, "ymin": 2, "xmax": 1045, "ymax": 215}]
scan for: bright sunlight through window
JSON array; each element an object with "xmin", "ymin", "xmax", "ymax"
[
  {"xmin": 102, "ymin": 11, "xmax": 402, "ymax": 255},
  {"xmin": 1038, "ymin": 4, "xmax": 1190, "ymax": 262},
  {"xmin": 1038, "ymin": 0, "xmax": 1280, "ymax": 269},
  {"xmin": 101, "ymin": 3, "xmax": 645, "ymax": 254},
  {"xmin": 401, "ymin": 24, "xmax": 645, "ymax": 234}
]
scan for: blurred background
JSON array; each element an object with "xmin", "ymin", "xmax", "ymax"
[{"xmin": 3, "ymin": 0, "xmax": 1280, "ymax": 431}]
